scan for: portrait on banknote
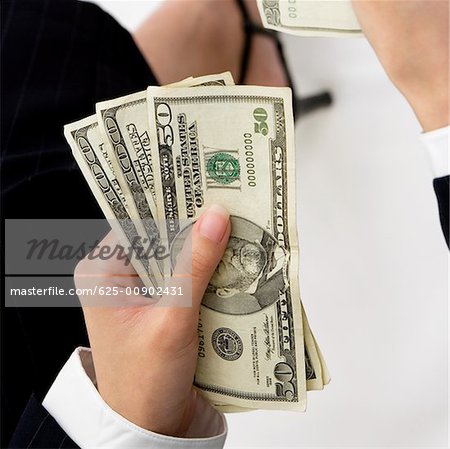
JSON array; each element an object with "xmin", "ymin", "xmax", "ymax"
[{"xmin": 170, "ymin": 216, "xmax": 288, "ymax": 315}]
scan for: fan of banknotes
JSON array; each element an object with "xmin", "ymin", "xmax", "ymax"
[{"xmin": 64, "ymin": 71, "xmax": 330, "ymax": 413}]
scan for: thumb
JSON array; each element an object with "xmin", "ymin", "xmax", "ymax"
[{"xmin": 156, "ymin": 205, "xmax": 231, "ymax": 318}]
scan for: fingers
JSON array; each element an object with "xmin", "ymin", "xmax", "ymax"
[
  {"xmin": 190, "ymin": 204, "xmax": 231, "ymax": 301},
  {"xmin": 75, "ymin": 230, "xmax": 140, "ymax": 285},
  {"xmin": 75, "ymin": 205, "xmax": 230, "ymax": 328},
  {"xmin": 74, "ymin": 230, "xmax": 149, "ymax": 309}
]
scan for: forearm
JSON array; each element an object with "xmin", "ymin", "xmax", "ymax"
[{"xmin": 352, "ymin": 0, "xmax": 449, "ymax": 132}]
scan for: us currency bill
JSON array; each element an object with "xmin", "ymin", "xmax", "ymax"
[
  {"xmin": 302, "ymin": 303, "xmax": 325, "ymax": 391},
  {"xmin": 95, "ymin": 73, "xmax": 235, "ymax": 279},
  {"xmin": 146, "ymin": 85, "xmax": 307, "ymax": 410},
  {"xmin": 257, "ymin": 0, "xmax": 361, "ymax": 37},
  {"xmin": 64, "ymin": 116, "xmax": 158, "ymax": 288},
  {"xmin": 96, "ymin": 98, "xmax": 167, "ymax": 283},
  {"xmin": 64, "ymin": 74, "xmax": 330, "ymax": 412}
]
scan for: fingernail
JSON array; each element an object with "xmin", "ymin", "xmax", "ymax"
[{"xmin": 198, "ymin": 205, "xmax": 229, "ymax": 243}]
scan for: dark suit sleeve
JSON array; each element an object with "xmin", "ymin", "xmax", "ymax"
[
  {"xmin": 433, "ymin": 176, "xmax": 449, "ymax": 248},
  {"xmin": 8, "ymin": 396, "xmax": 78, "ymax": 449}
]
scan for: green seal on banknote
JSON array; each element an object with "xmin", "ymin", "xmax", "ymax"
[{"xmin": 206, "ymin": 152, "xmax": 240, "ymax": 185}]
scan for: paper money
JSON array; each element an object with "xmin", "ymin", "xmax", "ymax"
[
  {"xmin": 257, "ymin": 0, "xmax": 361, "ymax": 37},
  {"xmin": 96, "ymin": 96, "xmax": 167, "ymax": 283},
  {"xmin": 64, "ymin": 73, "xmax": 330, "ymax": 412},
  {"xmin": 64, "ymin": 116, "xmax": 158, "ymax": 288},
  {"xmin": 302, "ymin": 303, "xmax": 325, "ymax": 391},
  {"xmin": 146, "ymin": 85, "xmax": 307, "ymax": 410},
  {"xmin": 94, "ymin": 73, "xmax": 236, "ymax": 279}
]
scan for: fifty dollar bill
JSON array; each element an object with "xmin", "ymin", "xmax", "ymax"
[{"xmin": 146, "ymin": 85, "xmax": 307, "ymax": 410}]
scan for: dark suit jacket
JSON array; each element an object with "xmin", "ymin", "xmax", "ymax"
[
  {"xmin": 1, "ymin": 1, "xmax": 448, "ymax": 447},
  {"xmin": 8, "ymin": 396, "xmax": 77, "ymax": 449}
]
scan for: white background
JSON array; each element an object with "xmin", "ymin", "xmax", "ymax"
[{"xmin": 88, "ymin": 1, "xmax": 448, "ymax": 447}]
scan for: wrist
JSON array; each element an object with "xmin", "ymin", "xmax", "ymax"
[
  {"xmin": 94, "ymin": 369, "xmax": 196, "ymax": 438},
  {"xmin": 43, "ymin": 348, "xmax": 228, "ymax": 447},
  {"xmin": 90, "ymin": 356, "xmax": 194, "ymax": 434}
]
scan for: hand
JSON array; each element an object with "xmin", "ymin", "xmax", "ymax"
[
  {"xmin": 352, "ymin": 0, "xmax": 449, "ymax": 131},
  {"xmin": 74, "ymin": 205, "xmax": 230, "ymax": 437}
]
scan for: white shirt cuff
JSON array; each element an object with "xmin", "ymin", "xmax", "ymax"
[
  {"xmin": 43, "ymin": 348, "xmax": 227, "ymax": 449},
  {"xmin": 420, "ymin": 126, "xmax": 449, "ymax": 179}
]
